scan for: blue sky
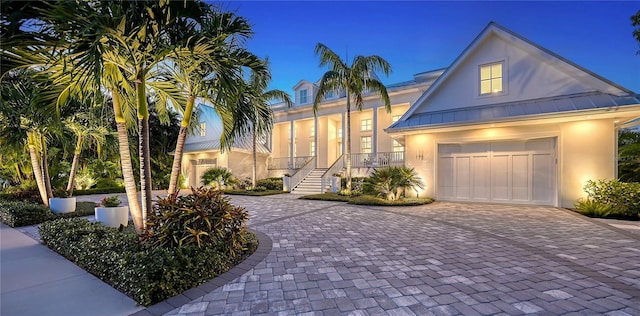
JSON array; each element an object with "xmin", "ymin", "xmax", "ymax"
[{"xmin": 217, "ymin": 1, "xmax": 640, "ymax": 95}]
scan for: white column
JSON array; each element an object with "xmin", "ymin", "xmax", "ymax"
[
  {"xmin": 372, "ymin": 107, "xmax": 378, "ymax": 165},
  {"xmin": 314, "ymin": 116, "xmax": 319, "ymax": 168},
  {"xmin": 289, "ymin": 120, "xmax": 294, "ymax": 168},
  {"xmin": 341, "ymin": 112, "xmax": 346, "ymax": 156}
]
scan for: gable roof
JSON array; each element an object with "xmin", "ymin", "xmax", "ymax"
[
  {"xmin": 293, "ymin": 79, "xmax": 317, "ymax": 90},
  {"xmin": 389, "ymin": 22, "xmax": 638, "ymax": 132},
  {"xmin": 179, "ymin": 137, "xmax": 270, "ymax": 155}
]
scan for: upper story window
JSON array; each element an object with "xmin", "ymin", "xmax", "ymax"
[
  {"xmin": 392, "ymin": 115, "xmax": 401, "ymax": 123},
  {"xmin": 337, "ymin": 128, "xmax": 342, "ymax": 138},
  {"xmin": 361, "ymin": 119, "xmax": 372, "ymax": 132},
  {"xmin": 326, "ymin": 90, "xmax": 334, "ymax": 99},
  {"xmin": 310, "ymin": 141, "xmax": 315, "ymax": 156},
  {"xmin": 310, "ymin": 125, "xmax": 315, "ymax": 137},
  {"xmin": 479, "ymin": 62, "xmax": 503, "ymax": 95},
  {"xmin": 299, "ymin": 89, "xmax": 308, "ymax": 104},
  {"xmin": 199, "ymin": 122, "xmax": 206, "ymax": 137}
]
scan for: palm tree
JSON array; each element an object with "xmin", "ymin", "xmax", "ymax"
[
  {"xmin": 313, "ymin": 43, "xmax": 392, "ymax": 190},
  {"xmin": 164, "ymin": 10, "xmax": 267, "ymax": 195},
  {"xmin": 64, "ymin": 111, "xmax": 108, "ymax": 195},
  {"xmin": 238, "ymin": 66, "xmax": 293, "ymax": 187}
]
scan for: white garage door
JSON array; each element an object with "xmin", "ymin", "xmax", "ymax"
[{"xmin": 437, "ymin": 138, "xmax": 556, "ymax": 205}]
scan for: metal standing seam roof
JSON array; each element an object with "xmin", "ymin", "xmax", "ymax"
[
  {"xmin": 389, "ymin": 92, "xmax": 640, "ymax": 130},
  {"xmin": 178, "ymin": 137, "xmax": 271, "ymax": 155}
]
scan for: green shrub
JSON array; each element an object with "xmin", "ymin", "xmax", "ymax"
[
  {"xmin": 368, "ymin": 166, "xmax": 425, "ymax": 200},
  {"xmin": 39, "ymin": 218, "xmax": 257, "ymax": 306},
  {"xmin": 583, "ymin": 179, "xmax": 640, "ymax": 219},
  {"xmin": 574, "ymin": 199, "xmax": 614, "ymax": 217},
  {"xmin": 0, "ymin": 200, "xmax": 97, "ymax": 227},
  {"xmin": 73, "ymin": 187, "xmax": 126, "ymax": 195},
  {"xmin": 299, "ymin": 193, "xmax": 352, "ymax": 202},
  {"xmin": 256, "ymin": 178, "xmax": 283, "ymax": 191},
  {"xmin": 0, "ymin": 185, "xmax": 42, "ymax": 203},
  {"xmin": 348, "ymin": 195, "xmax": 433, "ymax": 206},
  {"xmin": 222, "ymin": 189, "xmax": 288, "ymax": 196},
  {"xmin": 145, "ymin": 188, "xmax": 249, "ymax": 254},
  {"xmin": 201, "ymin": 167, "xmax": 237, "ymax": 190},
  {"xmin": 0, "ymin": 201, "xmax": 52, "ymax": 227}
]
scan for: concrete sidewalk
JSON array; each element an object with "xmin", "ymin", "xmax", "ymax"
[{"xmin": 0, "ymin": 222, "xmax": 143, "ymax": 316}]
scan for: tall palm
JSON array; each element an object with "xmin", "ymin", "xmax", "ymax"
[
  {"xmin": 164, "ymin": 11, "xmax": 266, "ymax": 195},
  {"xmin": 313, "ymin": 43, "xmax": 392, "ymax": 190},
  {"xmin": 64, "ymin": 111, "xmax": 108, "ymax": 195},
  {"xmin": 241, "ymin": 66, "xmax": 292, "ymax": 187}
]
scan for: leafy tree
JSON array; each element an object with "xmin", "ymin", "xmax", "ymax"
[
  {"xmin": 313, "ymin": 43, "xmax": 391, "ymax": 190},
  {"xmin": 201, "ymin": 167, "xmax": 236, "ymax": 190},
  {"xmin": 236, "ymin": 63, "xmax": 292, "ymax": 188},
  {"xmin": 619, "ymin": 129, "xmax": 640, "ymax": 182}
]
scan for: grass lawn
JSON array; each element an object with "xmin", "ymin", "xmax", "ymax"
[{"xmin": 299, "ymin": 193, "xmax": 433, "ymax": 206}]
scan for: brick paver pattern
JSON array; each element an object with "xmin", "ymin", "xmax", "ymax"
[{"xmin": 166, "ymin": 195, "xmax": 640, "ymax": 316}]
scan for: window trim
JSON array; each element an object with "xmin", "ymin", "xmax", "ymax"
[
  {"xmin": 361, "ymin": 136, "xmax": 372, "ymax": 154},
  {"xmin": 299, "ymin": 89, "xmax": 308, "ymax": 104},
  {"xmin": 199, "ymin": 122, "xmax": 206, "ymax": 137}
]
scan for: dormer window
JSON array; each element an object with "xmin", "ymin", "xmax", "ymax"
[
  {"xmin": 479, "ymin": 62, "xmax": 503, "ymax": 95},
  {"xmin": 199, "ymin": 122, "xmax": 206, "ymax": 137},
  {"xmin": 299, "ymin": 89, "xmax": 308, "ymax": 104},
  {"xmin": 326, "ymin": 90, "xmax": 334, "ymax": 99}
]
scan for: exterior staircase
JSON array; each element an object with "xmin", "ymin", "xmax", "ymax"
[{"xmin": 290, "ymin": 168, "xmax": 327, "ymax": 195}]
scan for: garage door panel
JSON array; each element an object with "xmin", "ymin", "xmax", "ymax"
[
  {"xmin": 532, "ymin": 153, "xmax": 553, "ymax": 202},
  {"xmin": 456, "ymin": 157, "xmax": 471, "ymax": 199},
  {"xmin": 491, "ymin": 155, "xmax": 509, "ymax": 201},
  {"xmin": 511, "ymin": 154, "xmax": 530, "ymax": 201},
  {"xmin": 438, "ymin": 157, "xmax": 454, "ymax": 199},
  {"xmin": 472, "ymin": 156, "xmax": 490, "ymax": 200}
]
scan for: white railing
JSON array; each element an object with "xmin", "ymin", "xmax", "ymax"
[
  {"xmin": 268, "ymin": 156, "xmax": 314, "ymax": 170},
  {"xmin": 350, "ymin": 152, "xmax": 375, "ymax": 168},
  {"xmin": 376, "ymin": 151, "xmax": 405, "ymax": 167},
  {"xmin": 290, "ymin": 157, "xmax": 316, "ymax": 190},
  {"xmin": 321, "ymin": 155, "xmax": 345, "ymax": 192}
]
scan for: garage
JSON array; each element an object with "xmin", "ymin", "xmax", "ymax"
[{"xmin": 437, "ymin": 138, "xmax": 556, "ymax": 205}]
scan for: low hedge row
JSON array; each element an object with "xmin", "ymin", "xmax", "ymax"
[
  {"xmin": 0, "ymin": 201, "xmax": 97, "ymax": 227},
  {"xmin": 39, "ymin": 218, "xmax": 258, "ymax": 306},
  {"xmin": 299, "ymin": 193, "xmax": 434, "ymax": 206},
  {"xmin": 223, "ymin": 189, "xmax": 288, "ymax": 196}
]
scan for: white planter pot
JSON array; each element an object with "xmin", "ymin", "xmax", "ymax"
[
  {"xmin": 331, "ymin": 176, "xmax": 342, "ymax": 193},
  {"xmin": 282, "ymin": 176, "xmax": 291, "ymax": 191},
  {"xmin": 49, "ymin": 197, "xmax": 76, "ymax": 214},
  {"xmin": 95, "ymin": 206, "xmax": 129, "ymax": 228}
]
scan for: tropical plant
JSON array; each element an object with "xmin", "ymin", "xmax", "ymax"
[
  {"xmin": 583, "ymin": 179, "xmax": 640, "ymax": 218},
  {"xmin": 164, "ymin": 10, "xmax": 267, "ymax": 194},
  {"xmin": 313, "ymin": 43, "xmax": 391, "ymax": 190},
  {"xmin": 234, "ymin": 64, "xmax": 292, "ymax": 188},
  {"xmin": 574, "ymin": 198, "xmax": 614, "ymax": 217},
  {"xmin": 100, "ymin": 195, "xmax": 121, "ymax": 207},
  {"xmin": 368, "ymin": 166, "xmax": 424, "ymax": 200},
  {"xmin": 201, "ymin": 167, "xmax": 237, "ymax": 190}
]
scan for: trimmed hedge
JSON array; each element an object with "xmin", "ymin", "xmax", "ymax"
[
  {"xmin": 0, "ymin": 200, "xmax": 97, "ymax": 227},
  {"xmin": 299, "ymin": 193, "xmax": 434, "ymax": 206},
  {"xmin": 223, "ymin": 189, "xmax": 288, "ymax": 196},
  {"xmin": 256, "ymin": 178, "xmax": 283, "ymax": 191},
  {"xmin": 72, "ymin": 187, "xmax": 126, "ymax": 196},
  {"xmin": 39, "ymin": 218, "xmax": 257, "ymax": 306}
]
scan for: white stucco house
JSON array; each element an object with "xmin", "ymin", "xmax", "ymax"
[{"xmin": 182, "ymin": 22, "xmax": 639, "ymax": 206}]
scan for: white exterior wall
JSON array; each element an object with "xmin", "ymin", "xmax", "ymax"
[{"xmin": 414, "ymin": 33, "xmax": 625, "ymax": 114}]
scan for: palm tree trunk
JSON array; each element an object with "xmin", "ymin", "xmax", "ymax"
[
  {"xmin": 345, "ymin": 94, "xmax": 352, "ymax": 191},
  {"xmin": 168, "ymin": 95, "xmax": 195, "ymax": 195},
  {"xmin": 28, "ymin": 142, "xmax": 48, "ymax": 206},
  {"xmin": 40, "ymin": 136, "xmax": 53, "ymax": 198},
  {"xmin": 252, "ymin": 128, "xmax": 257, "ymax": 188},
  {"xmin": 66, "ymin": 135, "xmax": 83, "ymax": 195},
  {"xmin": 167, "ymin": 126, "xmax": 188, "ymax": 195},
  {"xmin": 112, "ymin": 90, "xmax": 143, "ymax": 234},
  {"xmin": 136, "ymin": 77, "xmax": 152, "ymax": 222}
]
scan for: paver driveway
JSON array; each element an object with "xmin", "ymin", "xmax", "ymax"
[{"xmin": 161, "ymin": 195, "xmax": 640, "ymax": 315}]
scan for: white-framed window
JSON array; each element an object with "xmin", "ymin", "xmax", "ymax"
[
  {"xmin": 392, "ymin": 115, "xmax": 401, "ymax": 123},
  {"xmin": 361, "ymin": 119, "xmax": 372, "ymax": 131},
  {"xmin": 310, "ymin": 125, "xmax": 315, "ymax": 137},
  {"xmin": 393, "ymin": 140, "xmax": 404, "ymax": 152},
  {"xmin": 337, "ymin": 128, "xmax": 342, "ymax": 138},
  {"xmin": 199, "ymin": 122, "xmax": 206, "ymax": 136},
  {"xmin": 361, "ymin": 136, "xmax": 372, "ymax": 154},
  {"xmin": 299, "ymin": 89, "xmax": 308, "ymax": 104},
  {"xmin": 310, "ymin": 141, "xmax": 315, "ymax": 156},
  {"xmin": 326, "ymin": 90, "xmax": 334, "ymax": 99},
  {"xmin": 480, "ymin": 62, "xmax": 503, "ymax": 95}
]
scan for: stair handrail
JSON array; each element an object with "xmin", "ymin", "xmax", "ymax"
[
  {"xmin": 290, "ymin": 157, "xmax": 316, "ymax": 190},
  {"xmin": 321, "ymin": 154, "xmax": 345, "ymax": 193}
]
